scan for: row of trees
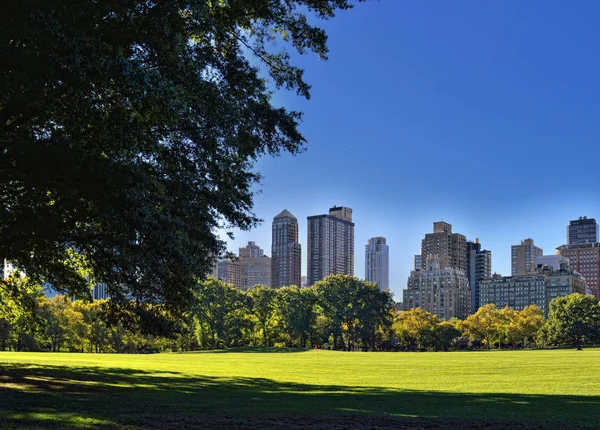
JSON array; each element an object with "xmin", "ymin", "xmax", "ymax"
[
  {"xmin": 2, "ymin": 274, "xmax": 600, "ymax": 352},
  {"xmin": 0, "ymin": 275, "xmax": 394, "ymax": 352},
  {"xmin": 394, "ymin": 294, "xmax": 600, "ymax": 351},
  {"xmin": 393, "ymin": 305, "xmax": 545, "ymax": 351}
]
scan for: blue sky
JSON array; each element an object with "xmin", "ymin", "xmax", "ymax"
[{"xmin": 221, "ymin": 0, "xmax": 600, "ymax": 300}]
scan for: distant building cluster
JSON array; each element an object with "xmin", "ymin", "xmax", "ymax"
[
  {"xmin": 212, "ymin": 205, "xmax": 390, "ymax": 292},
  {"xmin": 4, "ymin": 209, "xmax": 597, "ymax": 314},
  {"xmin": 401, "ymin": 216, "xmax": 599, "ymax": 319},
  {"xmin": 209, "ymin": 213, "xmax": 599, "ymax": 320},
  {"xmin": 479, "ymin": 264, "xmax": 586, "ymax": 316}
]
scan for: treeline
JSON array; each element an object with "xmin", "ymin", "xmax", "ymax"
[
  {"xmin": 0, "ymin": 275, "xmax": 393, "ymax": 352},
  {"xmin": 1, "ymin": 275, "xmax": 600, "ymax": 352},
  {"xmin": 395, "ymin": 293, "xmax": 600, "ymax": 351}
]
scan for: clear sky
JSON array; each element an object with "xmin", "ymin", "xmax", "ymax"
[{"xmin": 221, "ymin": 0, "xmax": 600, "ymax": 300}]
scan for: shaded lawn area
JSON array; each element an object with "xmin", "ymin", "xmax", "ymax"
[{"xmin": 1, "ymin": 350, "xmax": 599, "ymax": 429}]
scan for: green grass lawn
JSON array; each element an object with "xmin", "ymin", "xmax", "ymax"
[{"xmin": 1, "ymin": 348, "xmax": 599, "ymax": 429}]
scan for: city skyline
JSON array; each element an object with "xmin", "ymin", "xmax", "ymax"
[
  {"xmin": 220, "ymin": 209, "xmax": 598, "ymax": 299},
  {"xmin": 216, "ymin": 1, "xmax": 600, "ymax": 299}
]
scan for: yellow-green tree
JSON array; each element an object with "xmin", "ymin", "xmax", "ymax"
[
  {"xmin": 393, "ymin": 308, "xmax": 439, "ymax": 350},
  {"xmin": 74, "ymin": 300, "xmax": 110, "ymax": 353},
  {"xmin": 506, "ymin": 305, "xmax": 544, "ymax": 348},
  {"xmin": 460, "ymin": 304, "xmax": 503, "ymax": 348},
  {"xmin": 37, "ymin": 296, "xmax": 86, "ymax": 352}
]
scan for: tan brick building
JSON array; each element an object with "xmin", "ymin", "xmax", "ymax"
[
  {"xmin": 557, "ymin": 242, "xmax": 600, "ymax": 299},
  {"xmin": 421, "ymin": 221, "xmax": 467, "ymax": 272},
  {"xmin": 511, "ymin": 238, "xmax": 543, "ymax": 276}
]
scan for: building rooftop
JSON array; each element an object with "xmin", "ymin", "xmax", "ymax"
[{"xmin": 273, "ymin": 209, "xmax": 297, "ymax": 221}]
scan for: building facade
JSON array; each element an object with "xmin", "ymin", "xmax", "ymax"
[
  {"xmin": 403, "ymin": 256, "xmax": 471, "ymax": 320},
  {"xmin": 365, "ymin": 237, "xmax": 389, "ymax": 291},
  {"xmin": 307, "ymin": 206, "xmax": 354, "ymax": 286},
  {"xmin": 467, "ymin": 239, "xmax": 492, "ymax": 313},
  {"xmin": 217, "ymin": 258, "xmax": 245, "ymax": 289},
  {"xmin": 480, "ymin": 265, "xmax": 587, "ymax": 316},
  {"xmin": 535, "ymin": 255, "xmax": 570, "ymax": 272},
  {"xmin": 93, "ymin": 283, "xmax": 110, "ymax": 300},
  {"xmin": 557, "ymin": 242, "xmax": 600, "ymax": 299},
  {"xmin": 511, "ymin": 238, "xmax": 543, "ymax": 276},
  {"xmin": 238, "ymin": 241, "xmax": 271, "ymax": 289},
  {"xmin": 271, "ymin": 209, "xmax": 302, "ymax": 288},
  {"xmin": 414, "ymin": 255, "xmax": 422, "ymax": 271},
  {"xmin": 243, "ymin": 256, "xmax": 271, "ymax": 290},
  {"xmin": 567, "ymin": 216, "xmax": 599, "ymax": 245},
  {"xmin": 420, "ymin": 221, "xmax": 467, "ymax": 272},
  {"xmin": 239, "ymin": 241, "xmax": 264, "ymax": 259}
]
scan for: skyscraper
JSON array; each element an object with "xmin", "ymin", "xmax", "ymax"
[
  {"xmin": 307, "ymin": 206, "xmax": 355, "ymax": 286},
  {"xmin": 365, "ymin": 237, "xmax": 389, "ymax": 291},
  {"xmin": 567, "ymin": 216, "xmax": 599, "ymax": 245},
  {"xmin": 271, "ymin": 210, "xmax": 302, "ymax": 288},
  {"xmin": 403, "ymin": 222, "xmax": 471, "ymax": 319},
  {"xmin": 511, "ymin": 238, "xmax": 543, "ymax": 276},
  {"xmin": 467, "ymin": 239, "xmax": 492, "ymax": 313},
  {"xmin": 421, "ymin": 221, "xmax": 467, "ymax": 272},
  {"xmin": 403, "ymin": 256, "xmax": 471, "ymax": 320}
]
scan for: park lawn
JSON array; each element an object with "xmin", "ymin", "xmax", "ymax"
[{"xmin": 1, "ymin": 349, "xmax": 599, "ymax": 429}]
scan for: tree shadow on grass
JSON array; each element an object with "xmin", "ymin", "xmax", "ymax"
[{"xmin": 0, "ymin": 363, "xmax": 598, "ymax": 429}]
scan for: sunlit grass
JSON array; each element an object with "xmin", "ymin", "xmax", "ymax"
[{"xmin": 1, "ymin": 348, "xmax": 599, "ymax": 428}]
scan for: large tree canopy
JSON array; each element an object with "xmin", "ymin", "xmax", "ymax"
[{"xmin": 0, "ymin": 1, "xmax": 361, "ymax": 315}]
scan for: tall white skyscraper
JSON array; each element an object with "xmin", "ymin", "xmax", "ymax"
[
  {"xmin": 307, "ymin": 206, "xmax": 354, "ymax": 286},
  {"xmin": 365, "ymin": 237, "xmax": 389, "ymax": 291}
]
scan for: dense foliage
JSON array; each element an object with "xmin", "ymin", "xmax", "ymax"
[
  {"xmin": 0, "ymin": 0, "xmax": 364, "ymax": 318},
  {"xmin": 536, "ymin": 294, "xmax": 600, "ymax": 350},
  {"xmin": 2, "ymin": 274, "xmax": 599, "ymax": 353},
  {"xmin": 0, "ymin": 275, "xmax": 395, "ymax": 352}
]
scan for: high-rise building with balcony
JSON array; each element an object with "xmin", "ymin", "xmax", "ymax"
[
  {"xmin": 567, "ymin": 217, "xmax": 599, "ymax": 245},
  {"xmin": 307, "ymin": 206, "xmax": 354, "ymax": 286},
  {"xmin": 511, "ymin": 238, "xmax": 543, "ymax": 276},
  {"xmin": 365, "ymin": 237, "xmax": 389, "ymax": 291},
  {"xmin": 271, "ymin": 210, "xmax": 302, "ymax": 289}
]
